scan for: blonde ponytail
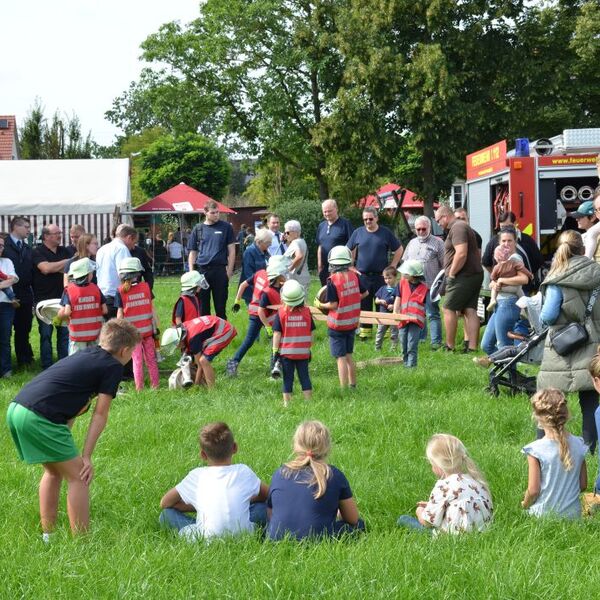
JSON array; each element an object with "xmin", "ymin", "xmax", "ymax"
[{"xmin": 546, "ymin": 230, "xmax": 584, "ymax": 279}]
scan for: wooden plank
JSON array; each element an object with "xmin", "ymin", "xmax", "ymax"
[
  {"xmin": 267, "ymin": 304, "xmax": 410, "ymax": 325},
  {"xmin": 356, "ymin": 357, "xmax": 405, "ymax": 369}
]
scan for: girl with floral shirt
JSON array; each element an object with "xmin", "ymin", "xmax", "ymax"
[{"xmin": 398, "ymin": 433, "xmax": 493, "ymax": 535}]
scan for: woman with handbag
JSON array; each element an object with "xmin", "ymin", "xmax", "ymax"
[{"xmin": 538, "ymin": 230, "xmax": 600, "ymax": 453}]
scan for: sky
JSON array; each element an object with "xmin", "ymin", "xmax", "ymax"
[{"xmin": 1, "ymin": 0, "xmax": 201, "ymax": 146}]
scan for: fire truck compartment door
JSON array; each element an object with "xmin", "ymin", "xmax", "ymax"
[
  {"xmin": 466, "ymin": 179, "xmax": 492, "ymax": 251},
  {"xmin": 539, "ymin": 167, "xmax": 598, "ymax": 179}
]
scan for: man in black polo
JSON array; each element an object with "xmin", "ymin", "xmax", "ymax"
[
  {"xmin": 32, "ymin": 224, "xmax": 70, "ymax": 369},
  {"xmin": 188, "ymin": 201, "xmax": 236, "ymax": 319},
  {"xmin": 3, "ymin": 216, "xmax": 35, "ymax": 368},
  {"xmin": 316, "ymin": 199, "xmax": 354, "ymax": 286}
]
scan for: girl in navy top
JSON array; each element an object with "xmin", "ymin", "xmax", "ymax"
[{"xmin": 267, "ymin": 420, "xmax": 364, "ymax": 540}]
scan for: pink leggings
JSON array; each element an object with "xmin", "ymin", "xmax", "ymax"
[{"xmin": 132, "ymin": 336, "xmax": 159, "ymax": 390}]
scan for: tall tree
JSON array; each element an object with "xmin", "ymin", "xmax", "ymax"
[{"xmin": 19, "ymin": 100, "xmax": 46, "ymax": 159}]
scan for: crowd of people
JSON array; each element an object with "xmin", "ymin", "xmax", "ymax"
[{"xmin": 6, "ymin": 189, "xmax": 600, "ymax": 541}]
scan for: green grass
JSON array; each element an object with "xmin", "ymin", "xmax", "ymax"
[{"xmin": 2, "ymin": 276, "xmax": 600, "ymax": 598}]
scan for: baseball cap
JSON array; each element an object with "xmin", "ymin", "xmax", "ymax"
[{"xmin": 570, "ymin": 201, "xmax": 595, "ymax": 218}]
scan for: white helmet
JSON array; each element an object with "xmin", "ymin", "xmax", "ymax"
[
  {"xmin": 118, "ymin": 257, "xmax": 143, "ymax": 274},
  {"xmin": 328, "ymin": 246, "xmax": 352, "ymax": 266},
  {"xmin": 266, "ymin": 256, "xmax": 289, "ymax": 280},
  {"xmin": 281, "ymin": 280, "xmax": 305, "ymax": 307},
  {"xmin": 35, "ymin": 299, "xmax": 66, "ymax": 326},
  {"xmin": 161, "ymin": 326, "xmax": 185, "ymax": 355},
  {"xmin": 68, "ymin": 257, "xmax": 95, "ymax": 280},
  {"xmin": 181, "ymin": 271, "xmax": 208, "ymax": 291}
]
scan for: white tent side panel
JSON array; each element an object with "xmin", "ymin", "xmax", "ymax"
[{"xmin": 0, "ymin": 159, "xmax": 131, "ymax": 242}]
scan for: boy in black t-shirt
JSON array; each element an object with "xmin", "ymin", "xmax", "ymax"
[{"xmin": 6, "ymin": 319, "xmax": 141, "ymax": 538}]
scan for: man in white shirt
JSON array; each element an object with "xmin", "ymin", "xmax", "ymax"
[
  {"xmin": 95, "ymin": 225, "xmax": 138, "ymax": 319},
  {"xmin": 266, "ymin": 213, "xmax": 287, "ymax": 257}
]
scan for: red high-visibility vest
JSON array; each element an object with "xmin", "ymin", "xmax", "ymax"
[
  {"xmin": 398, "ymin": 278, "xmax": 427, "ymax": 329},
  {"xmin": 250, "ymin": 285, "xmax": 281, "ymax": 325},
  {"xmin": 247, "ymin": 270, "xmax": 269, "ymax": 317},
  {"xmin": 66, "ymin": 282, "xmax": 104, "ymax": 342},
  {"xmin": 184, "ymin": 315, "xmax": 237, "ymax": 357},
  {"xmin": 278, "ymin": 306, "xmax": 312, "ymax": 360},
  {"xmin": 119, "ymin": 281, "xmax": 154, "ymax": 338},
  {"xmin": 326, "ymin": 271, "xmax": 361, "ymax": 331},
  {"xmin": 171, "ymin": 294, "xmax": 200, "ymax": 325}
]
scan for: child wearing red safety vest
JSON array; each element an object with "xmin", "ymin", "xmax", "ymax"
[
  {"xmin": 227, "ymin": 256, "xmax": 288, "ymax": 377},
  {"xmin": 172, "ymin": 271, "xmax": 204, "ymax": 326},
  {"xmin": 272, "ymin": 280, "xmax": 315, "ymax": 407},
  {"xmin": 315, "ymin": 246, "xmax": 367, "ymax": 389},
  {"xmin": 393, "ymin": 260, "xmax": 427, "ymax": 368},
  {"xmin": 58, "ymin": 257, "xmax": 107, "ymax": 355},
  {"xmin": 116, "ymin": 257, "xmax": 160, "ymax": 390}
]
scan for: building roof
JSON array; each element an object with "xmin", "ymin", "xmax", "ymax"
[
  {"xmin": 359, "ymin": 183, "xmax": 438, "ymax": 210},
  {"xmin": 134, "ymin": 182, "xmax": 236, "ymax": 214},
  {"xmin": 0, "ymin": 115, "xmax": 19, "ymax": 160}
]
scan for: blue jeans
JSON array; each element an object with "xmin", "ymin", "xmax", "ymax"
[
  {"xmin": 281, "ymin": 357, "xmax": 311, "ymax": 393},
  {"xmin": 37, "ymin": 317, "xmax": 68, "ymax": 370},
  {"xmin": 233, "ymin": 317, "xmax": 263, "ymax": 363},
  {"xmin": 159, "ymin": 502, "xmax": 268, "ymax": 532},
  {"xmin": 397, "ymin": 515, "xmax": 431, "ymax": 533},
  {"xmin": 419, "ymin": 291, "xmax": 442, "ymax": 345},
  {"xmin": 0, "ymin": 302, "xmax": 16, "ymax": 376},
  {"xmin": 399, "ymin": 323, "xmax": 421, "ymax": 367},
  {"xmin": 481, "ymin": 296, "xmax": 520, "ymax": 356}
]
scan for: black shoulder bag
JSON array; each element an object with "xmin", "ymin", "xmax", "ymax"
[{"xmin": 550, "ymin": 285, "xmax": 600, "ymax": 357}]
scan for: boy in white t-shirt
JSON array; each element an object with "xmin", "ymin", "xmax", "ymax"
[{"xmin": 159, "ymin": 422, "xmax": 268, "ymax": 540}]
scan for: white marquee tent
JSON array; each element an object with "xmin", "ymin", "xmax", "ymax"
[{"xmin": 0, "ymin": 159, "xmax": 131, "ymax": 242}]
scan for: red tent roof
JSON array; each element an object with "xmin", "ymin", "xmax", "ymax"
[
  {"xmin": 359, "ymin": 183, "xmax": 437, "ymax": 209},
  {"xmin": 134, "ymin": 182, "xmax": 236, "ymax": 214}
]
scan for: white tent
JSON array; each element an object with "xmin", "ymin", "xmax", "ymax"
[{"xmin": 0, "ymin": 158, "xmax": 131, "ymax": 243}]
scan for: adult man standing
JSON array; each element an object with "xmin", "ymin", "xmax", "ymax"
[
  {"xmin": 434, "ymin": 205, "xmax": 483, "ymax": 352},
  {"xmin": 32, "ymin": 224, "xmax": 70, "ymax": 369},
  {"xmin": 188, "ymin": 201, "xmax": 236, "ymax": 319},
  {"xmin": 95, "ymin": 225, "xmax": 137, "ymax": 319},
  {"xmin": 402, "ymin": 216, "xmax": 445, "ymax": 349},
  {"xmin": 347, "ymin": 206, "xmax": 403, "ymax": 339},
  {"xmin": 316, "ymin": 199, "xmax": 354, "ymax": 285},
  {"xmin": 266, "ymin": 213, "xmax": 287, "ymax": 257},
  {"xmin": 481, "ymin": 210, "xmax": 544, "ymax": 293},
  {"xmin": 65, "ymin": 224, "xmax": 86, "ymax": 258},
  {"xmin": 2, "ymin": 217, "xmax": 35, "ymax": 368}
]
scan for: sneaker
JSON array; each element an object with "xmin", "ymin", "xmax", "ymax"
[
  {"xmin": 473, "ymin": 356, "xmax": 492, "ymax": 368},
  {"xmin": 116, "ymin": 384, "xmax": 128, "ymax": 396},
  {"xmin": 463, "ymin": 340, "xmax": 470, "ymax": 352},
  {"xmin": 430, "ymin": 343, "xmax": 442, "ymax": 351},
  {"xmin": 462, "ymin": 347, "xmax": 476, "ymax": 354},
  {"xmin": 226, "ymin": 358, "xmax": 239, "ymax": 377},
  {"xmin": 442, "ymin": 345, "xmax": 454, "ymax": 352}
]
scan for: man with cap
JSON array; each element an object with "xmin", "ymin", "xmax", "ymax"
[
  {"xmin": 569, "ymin": 199, "xmax": 600, "ymax": 261},
  {"xmin": 162, "ymin": 316, "xmax": 237, "ymax": 388}
]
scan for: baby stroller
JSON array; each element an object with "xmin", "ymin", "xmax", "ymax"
[{"xmin": 486, "ymin": 294, "xmax": 548, "ymax": 397}]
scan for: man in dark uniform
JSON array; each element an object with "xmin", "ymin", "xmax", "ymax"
[
  {"xmin": 316, "ymin": 199, "xmax": 354, "ymax": 286},
  {"xmin": 188, "ymin": 201, "xmax": 236, "ymax": 319}
]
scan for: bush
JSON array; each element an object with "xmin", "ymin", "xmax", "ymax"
[{"xmin": 274, "ymin": 197, "xmax": 323, "ymax": 270}]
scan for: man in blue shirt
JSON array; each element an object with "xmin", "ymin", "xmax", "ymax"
[
  {"xmin": 188, "ymin": 201, "xmax": 236, "ymax": 319},
  {"xmin": 237, "ymin": 228, "xmax": 272, "ymax": 304},
  {"xmin": 347, "ymin": 206, "xmax": 403, "ymax": 339},
  {"xmin": 316, "ymin": 199, "xmax": 354, "ymax": 285}
]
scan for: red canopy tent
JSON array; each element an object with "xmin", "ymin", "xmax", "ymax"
[
  {"xmin": 133, "ymin": 182, "xmax": 236, "ymax": 214},
  {"xmin": 359, "ymin": 183, "xmax": 437, "ymax": 210}
]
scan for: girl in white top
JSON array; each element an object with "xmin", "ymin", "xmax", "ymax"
[
  {"xmin": 521, "ymin": 388, "xmax": 587, "ymax": 519},
  {"xmin": 0, "ymin": 239, "xmax": 19, "ymax": 378},
  {"xmin": 398, "ymin": 433, "xmax": 493, "ymax": 534},
  {"xmin": 283, "ymin": 220, "xmax": 310, "ymax": 292}
]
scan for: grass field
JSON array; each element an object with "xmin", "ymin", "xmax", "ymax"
[{"xmin": 2, "ymin": 276, "xmax": 600, "ymax": 598}]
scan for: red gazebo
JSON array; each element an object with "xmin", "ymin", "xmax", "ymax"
[{"xmin": 134, "ymin": 182, "xmax": 236, "ymax": 214}]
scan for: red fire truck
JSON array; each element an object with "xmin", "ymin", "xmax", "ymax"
[{"xmin": 464, "ymin": 129, "xmax": 600, "ymax": 259}]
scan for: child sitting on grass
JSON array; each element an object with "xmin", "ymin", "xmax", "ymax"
[
  {"xmin": 374, "ymin": 266, "xmax": 399, "ymax": 351},
  {"xmin": 159, "ymin": 421, "xmax": 268, "ymax": 540},
  {"xmin": 272, "ymin": 279, "xmax": 315, "ymax": 407},
  {"xmin": 521, "ymin": 389, "xmax": 587, "ymax": 519},
  {"xmin": 267, "ymin": 420, "xmax": 364, "ymax": 540},
  {"xmin": 393, "ymin": 260, "xmax": 427, "ymax": 368},
  {"xmin": 486, "ymin": 244, "xmax": 532, "ymax": 313},
  {"xmin": 6, "ymin": 319, "xmax": 140, "ymax": 538},
  {"xmin": 398, "ymin": 433, "xmax": 493, "ymax": 534}
]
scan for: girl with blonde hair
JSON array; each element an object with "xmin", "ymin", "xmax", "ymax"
[
  {"xmin": 267, "ymin": 420, "xmax": 364, "ymax": 540},
  {"xmin": 522, "ymin": 389, "xmax": 587, "ymax": 518},
  {"xmin": 398, "ymin": 434, "xmax": 493, "ymax": 534}
]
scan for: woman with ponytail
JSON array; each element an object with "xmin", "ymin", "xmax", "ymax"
[
  {"xmin": 522, "ymin": 389, "xmax": 587, "ymax": 518},
  {"xmin": 398, "ymin": 434, "xmax": 493, "ymax": 534},
  {"xmin": 267, "ymin": 421, "xmax": 364, "ymax": 540},
  {"xmin": 537, "ymin": 230, "xmax": 600, "ymax": 453}
]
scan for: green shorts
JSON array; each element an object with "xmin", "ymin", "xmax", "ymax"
[
  {"xmin": 444, "ymin": 272, "xmax": 484, "ymax": 312},
  {"xmin": 6, "ymin": 403, "xmax": 79, "ymax": 464}
]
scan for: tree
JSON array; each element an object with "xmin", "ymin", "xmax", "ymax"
[{"xmin": 138, "ymin": 133, "xmax": 231, "ymax": 200}]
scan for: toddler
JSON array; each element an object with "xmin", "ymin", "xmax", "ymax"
[
  {"xmin": 487, "ymin": 245, "xmax": 532, "ymax": 312},
  {"xmin": 160, "ymin": 422, "xmax": 268, "ymax": 540},
  {"xmin": 398, "ymin": 433, "xmax": 493, "ymax": 534},
  {"xmin": 116, "ymin": 257, "xmax": 160, "ymax": 390},
  {"xmin": 272, "ymin": 279, "xmax": 315, "ymax": 407},
  {"xmin": 172, "ymin": 271, "xmax": 206, "ymax": 326},
  {"xmin": 374, "ymin": 266, "xmax": 399, "ymax": 351},
  {"xmin": 0, "ymin": 268, "xmax": 18, "ymax": 306},
  {"xmin": 521, "ymin": 389, "xmax": 587, "ymax": 518},
  {"xmin": 267, "ymin": 420, "xmax": 364, "ymax": 540},
  {"xmin": 393, "ymin": 260, "xmax": 427, "ymax": 368}
]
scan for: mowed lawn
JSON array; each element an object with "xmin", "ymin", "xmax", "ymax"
[{"xmin": 2, "ymin": 276, "xmax": 600, "ymax": 598}]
